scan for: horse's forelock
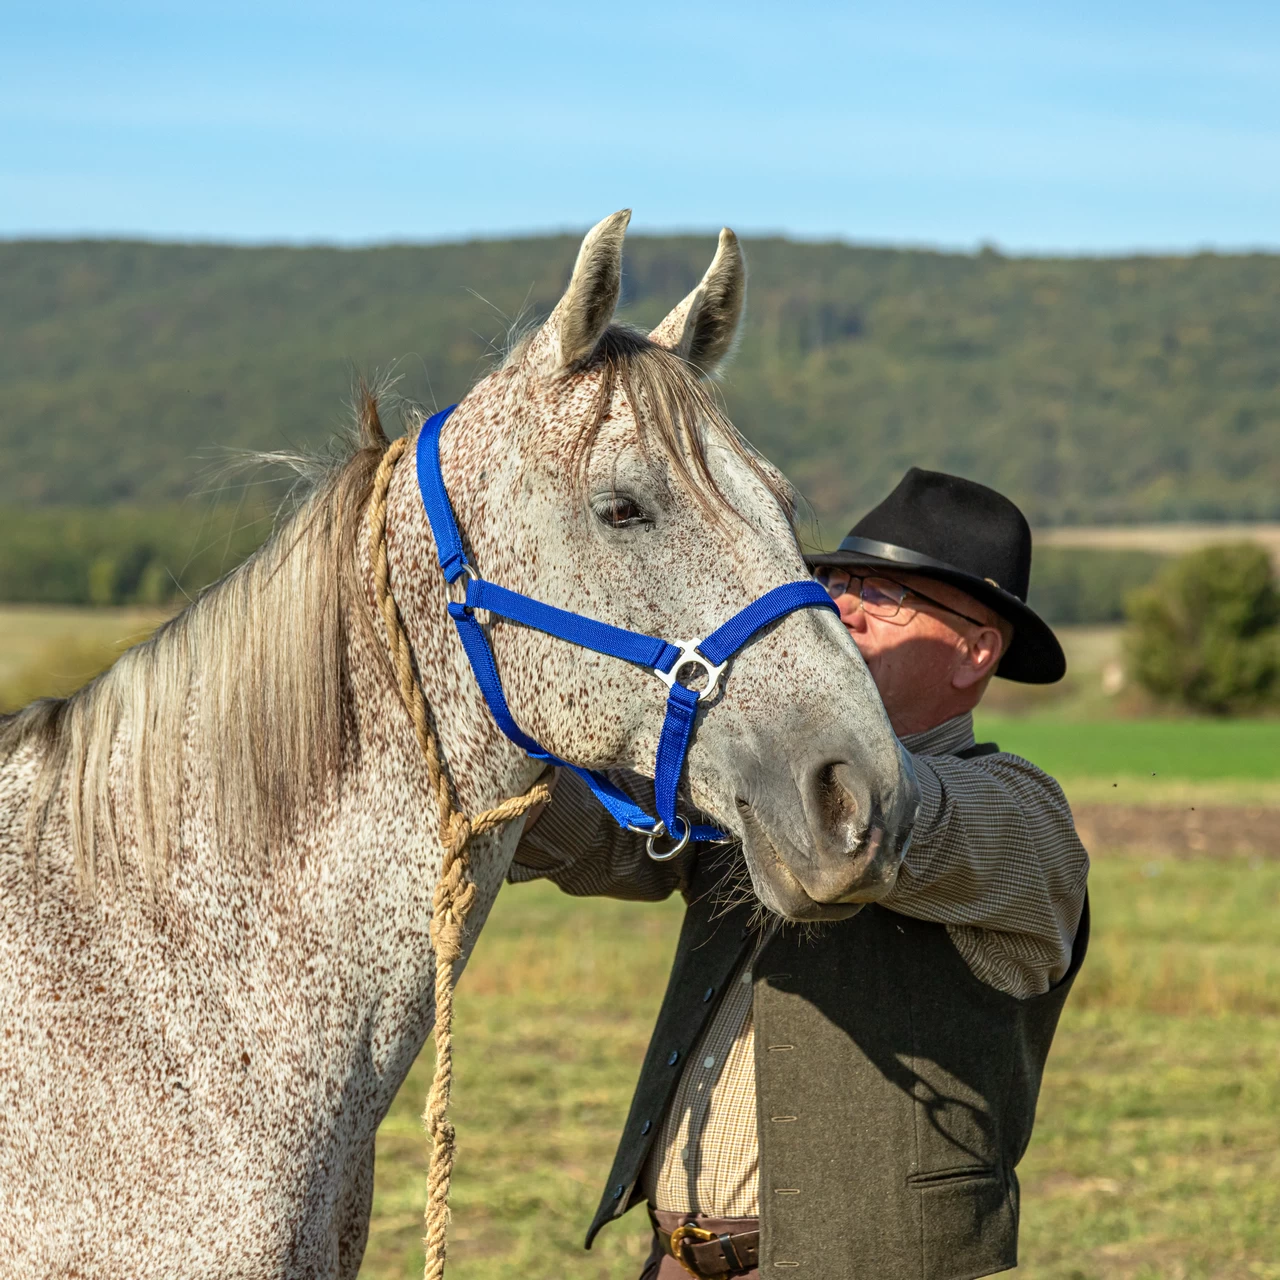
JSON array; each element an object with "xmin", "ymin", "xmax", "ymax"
[{"xmin": 504, "ymin": 323, "xmax": 794, "ymax": 528}]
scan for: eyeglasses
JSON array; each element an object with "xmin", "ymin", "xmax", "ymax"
[{"xmin": 811, "ymin": 566, "xmax": 988, "ymax": 629}]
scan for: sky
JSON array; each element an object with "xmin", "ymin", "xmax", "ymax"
[{"xmin": 4, "ymin": 0, "xmax": 1279, "ymax": 254}]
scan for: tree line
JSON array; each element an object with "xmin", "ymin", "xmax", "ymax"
[
  {"xmin": 0, "ymin": 505, "xmax": 272, "ymax": 607},
  {"xmin": 2, "ymin": 236, "xmax": 1278, "ymax": 534},
  {"xmin": 0, "ymin": 501, "xmax": 1162, "ymax": 623}
]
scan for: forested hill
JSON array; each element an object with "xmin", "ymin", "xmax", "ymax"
[{"xmin": 3, "ymin": 236, "xmax": 1278, "ymax": 534}]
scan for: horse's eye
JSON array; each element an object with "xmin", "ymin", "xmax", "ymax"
[{"xmin": 593, "ymin": 495, "xmax": 651, "ymax": 530}]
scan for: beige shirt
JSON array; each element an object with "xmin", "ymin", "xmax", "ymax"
[{"xmin": 512, "ymin": 712, "xmax": 1090, "ymax": 1219}]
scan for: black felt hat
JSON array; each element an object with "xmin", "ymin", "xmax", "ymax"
[{"xmin": 804, "ymin": 468, "xmax": 1066, "ymax": 684}]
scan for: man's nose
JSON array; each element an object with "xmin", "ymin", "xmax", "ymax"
[{"xmin": 837, "ymin": 593, "xmax": 866, "ymax": 632}]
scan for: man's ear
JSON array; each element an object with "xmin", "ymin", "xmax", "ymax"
[
  {"xmin": 649, "ymin": 228, "xmax": 746, "ymax": 376},
  {"xmin": 527, "ymin": 209, "xmax": 631, "ymax": 376},
  {"xmin": 952, "ymin": 626, "xmax": 1006, "ymax": 691}
]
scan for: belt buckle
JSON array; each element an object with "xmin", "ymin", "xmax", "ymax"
[{"xmin": 668, "ymin": 1223, "xmax": 718, "ymax": 1278}]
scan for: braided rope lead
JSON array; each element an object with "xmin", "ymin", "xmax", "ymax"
[{"xmin": 369, "ymin": 437, "xmax": 551, "ymax": 1280}]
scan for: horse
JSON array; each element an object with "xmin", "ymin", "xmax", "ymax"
[{"xmin": 0, "ymin": 211, "xmax": 917, "ymax": 1278}]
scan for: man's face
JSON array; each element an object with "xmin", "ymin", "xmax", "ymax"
[{"xmin": 813, "ymin": 566, "xmax": 1007, "ymax": 735}]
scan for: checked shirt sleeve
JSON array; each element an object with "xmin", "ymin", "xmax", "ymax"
[
  {"xmin": 509, "ymin": 767, "xmax": 692, "ymax": 901},
  {"xmin": 885, "ymin": 747, "xmax": 1090, "ymax": 998}
]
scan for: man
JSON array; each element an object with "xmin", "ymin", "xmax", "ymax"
[{"xmin": 513, "ymin": 468, "xmax": 1090, "ymax": 1280}]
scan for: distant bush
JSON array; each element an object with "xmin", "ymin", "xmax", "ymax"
[
  {"xmin": 0, "ymin": 505, "xmax": 271, "ymax": 606},
  {"xmin": 1124, "ymin": 543, "xmax": 1280, "ymax": 715},
  {"xmin": 1029, "ymin": 547, "xmax": 1168, "ymax": 625}
]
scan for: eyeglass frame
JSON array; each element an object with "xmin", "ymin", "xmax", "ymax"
[{"xmin": 811, "ymin": 565, "xmax": 991, "ymax": 629}]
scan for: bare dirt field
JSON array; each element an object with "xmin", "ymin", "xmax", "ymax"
[{"xmin": 1074, "ymin": 804, "xmax": 1279, "ymax": 858}]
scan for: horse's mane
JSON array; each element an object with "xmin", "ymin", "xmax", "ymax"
[
  {"xmin": 0, "ymin": 327, "xmax": 789, "ymax": 894},
  {"xmin": 0, "ymin": 390, "xmax": 391, "ymax": 893}
]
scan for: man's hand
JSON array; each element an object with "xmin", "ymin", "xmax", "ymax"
[{"xmin": 521, "ymin": 767, "xmax": 560, "ymax": 831}]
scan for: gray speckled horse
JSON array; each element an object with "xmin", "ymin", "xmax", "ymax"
[{"xmin": 0, "ymin": 212, "xmax": 916, "ymax": 1278}]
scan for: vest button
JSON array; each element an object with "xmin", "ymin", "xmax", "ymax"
[
  {"xmin": 703, "ymin": 986, "xmax": 715, "ymax": 1002},
  {"xmin": 641, "ymin": 1119, "xmax": 652, "ymax": 1135},
  {"xmin": 612, "ymin": 1184, "xmax": 625, "ymax": 1200},
  {"xmin": 667, "ymin": 1050, "xmax": 680, "ymax": 1066}
]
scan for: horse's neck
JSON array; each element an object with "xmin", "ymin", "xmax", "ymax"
[
  {"xmin": 270, "ymin": 463, "xmax": 542, "ymax": 1091},
  {"xmin": 369, "ymin": 444, "xmax": 542, "ymax": 817},
  {"xmin": 161, "ymin": 463, "xmax": 538, "ymax": 1100},
  {"xmin": 285, "ymin": 603, "xmax": 524, "ymax": 1092}
]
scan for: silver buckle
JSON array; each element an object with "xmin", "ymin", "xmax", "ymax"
[
  {"xmin": 627, "ymin": 817, "xmax": 694, "ymax": 862},
  {"xmin": 655, "ymin": 638, "xmax": 727, "ymax": 703}
]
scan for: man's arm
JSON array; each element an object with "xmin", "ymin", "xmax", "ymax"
[
  {"xmin": 510, "ymin": 768, "xmax": 691, "ymax": 901},
  {"xmin": 883, "ymin": 751, "xmax": 1090, "ymax": 998}
]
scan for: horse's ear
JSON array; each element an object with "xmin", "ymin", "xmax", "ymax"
[
  {"xmin": 532, "ymin": 209, "xmax": 631, "ymax": 376},
  {"xmin": 649, "ymin": 228, "xmax": 746, "ymax": 376}
]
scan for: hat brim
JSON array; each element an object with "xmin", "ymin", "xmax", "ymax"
[{"xmin": 803, "ymin": 547, "xmax": 1066, "ymax": 685}]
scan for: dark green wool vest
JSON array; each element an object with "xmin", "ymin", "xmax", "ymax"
[{"xmin": 586, "ymin": 802, "xmax": 1089, "ymax": 1279}]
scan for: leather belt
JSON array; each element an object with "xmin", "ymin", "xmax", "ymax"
[{"xmin": 657, "ymin": 1220, "xmax": 761, "ymax": 1277}]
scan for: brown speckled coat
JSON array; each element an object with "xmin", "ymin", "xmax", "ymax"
[{"xmin": 0, "ymin": 212, "xmax": 915, "ymax": 1278}]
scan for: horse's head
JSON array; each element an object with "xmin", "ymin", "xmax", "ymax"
[{"xmin": 425, "ymin": 211, "xmax": 917, "ymax": 922}]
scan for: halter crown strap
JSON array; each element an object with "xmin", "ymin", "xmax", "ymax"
[
  {"xmin": 414, "ymin": 404, "xmax": 837, "ymax": 849},
  {"xmin": 415, "ymin": 406, "xmax": 471, "ymax": 584}
]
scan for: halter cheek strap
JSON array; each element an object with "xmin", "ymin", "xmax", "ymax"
[{"xmin": 415, "ymin": 405, "xmax": 838, "ymax": 855}]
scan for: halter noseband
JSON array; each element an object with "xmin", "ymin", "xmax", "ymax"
[{"xmin": 416, "ymin": 405, "xmax": 838, "ymax": 860}]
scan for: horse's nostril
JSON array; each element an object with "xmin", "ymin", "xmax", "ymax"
[{"xmin": 817, "ymin": 761, "xmax": 860, "ymax": 833}]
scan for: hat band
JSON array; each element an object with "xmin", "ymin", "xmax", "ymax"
[{"xmin": 833, "ymin": 535, "xmax": 977, "ymax": 581}]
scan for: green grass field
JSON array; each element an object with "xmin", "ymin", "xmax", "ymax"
[
  {"xmin": 0, "ymin": 603, "xmax": 167, "ymax": 712},
  {"xmin": 976, "ymin": 715, "xmax": 1280, "ymax": 781},
  {"xmin": 360, "ymin": 860, "xmax": 1280, "ymax": 1280}
]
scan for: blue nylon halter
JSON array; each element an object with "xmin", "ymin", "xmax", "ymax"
[{"xmin": 415, "ymin": 405, "xmax": 838, "ymax": 857}]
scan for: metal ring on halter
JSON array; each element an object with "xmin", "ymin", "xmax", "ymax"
[
  {"xmin": 645, "ymin": 815, "xmax": 693, "ymax": 862},
  {"xmin": 655, "ymin": 639, "xmax": 728, "ymax": 703},
  {"xmin": 449, "ymin": 561, "xmax": 480, "ymax": 608}
]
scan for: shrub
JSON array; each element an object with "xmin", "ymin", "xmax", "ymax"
[{"xmin": 1124, "ymin": 543, "xmax": 1280, "ymax": 715}]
